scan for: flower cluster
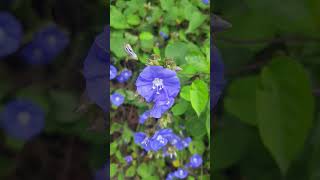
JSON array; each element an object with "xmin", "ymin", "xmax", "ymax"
[
  {"xmin": 21, "ymin": 24, "xmax": 69, "ymax": 64},
  {"xmin": 134, "ymin": 129, "xmax": 191, "ymax": 152},
  {"xmin": 133, "ymin": 60, "xmax": 203, "ymax": 179},
  {"xmin": 166, "ymin": 154, "xmax": 203, "ymax": 180}
]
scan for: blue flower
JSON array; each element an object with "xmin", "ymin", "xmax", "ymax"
[
  {"xmin": 94, "ymin": 164, "xmax": 107, "ymax": 180},
  {"xmin": 175, "ymin": 137, "xmax": 192, "ymax": 151},
  {"xmin": 136, "ymin": 66, "xmax": 180, "ymax": 103},
  {"xmin": 110, "ymin": 65, "xmax": 117, "ymax": 80},
  {"xmin": 0, "ymin": 12, "xmax": 22, "ymax": 58},
  {"xmin": 166, "ymin": 172, "xmax": 175, "ymax": 180},
  {"xmin": 150, "ymin": 130, "xmax": 170, "ymax": 151},
  {"xmin": 21, "ymin": 24, "xmax": 69, "ymax": 64},
  {"xmin": 134, "ymin": 132, "xmax": 151, "ymax": 151},
  {"xmin": 110, "ymin": 93, "xmax": 124, "ymax": 107},
  {"xmin": 174, "ymin": 168, "xmax": 188, "ymax": 179},
  {"xmin": 117, "ymin": 69, "xmax": 132, "ymax": 83},
  {"xmin": 202, "ymin": 0, "xmax": 209, "ymax": 5},
  {"xmin": 149, "ymin": 97, "xmax": 175, "ymax": 118},
  {"xmin": 139, "ymin": 110, "xmax": 150, "ymax": 124},
  {"xmin": 83, "ymin": 26, "xmax": 109, "ymax": 112},
  {"xmin": 188, "ymin": 154, "xmax": 203, "ymax": 168},
  {"xmin": 125, "ymin": 155, "xmax": 133, "ymax": 164},
  {"xmin": 159, "ymin": 31, "xmax": 169, "ymax": 39},
  {"xmin": 1, "ymin": 99, "xmax": 45, "ymax": 140},
  {"xmin": 211, "ymin": 45, "xmax": 225, "ymax": 108}
]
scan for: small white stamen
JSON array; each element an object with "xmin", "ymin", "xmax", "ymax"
[
  {"xmin": 152, "ymin": 78, "xmax": 164, "ymax": 95},
  {"xmin": 17, "ymin": 111, "xmax": 31, "ymax": 126}
]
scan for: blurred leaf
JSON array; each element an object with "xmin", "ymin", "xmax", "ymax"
[
  {"xmin": 110, "ymin": 6, "xmax": 129, "ymax": 29},
  {"xmin": 189, "ymin": 140, "xmax": 205, "ymax": 155},
  {"xmin": 165, "ymin": 41, "xmax": 189, "ymax": 64},
  {"xmin": 110, "ymin": 163, "xmax": 117, "ymax": 178},
  {"xmin": 139, "ymin": 32, "xmax": 154, "ymax": 52},
  {"xmin": 224, "ymin": 76, "xmax": 258, "ymax": 126},
  {"xmin": 185, "ymin": 113, "xmax": 206, "ymax": 139},
  {"xmin": 110, "ymin": 32, "xmax": 126, "ymax": 58},
  {"xmin": 171, "ymin": 99, "xmax": 189, "ymax": 116},
  {"xmin": 137, "ymin": 163, "xmax": 155, "ymax": 178},
  {"xmin": 125, "ymin": 165, "xmax": 136, "ymax": 177},
  {"xmin": 185, "ymin": 52, "xmax": 210, "ymax": 73},
  {"xmin": 212, "ymin": 118, "xmax": 253, "ymax": 170},
  {"xmin": 186, "ymin": 10, "xmax": 206, "ymax": 33},
  {"xmin": 190, "ymin": 79, "xmax": 208, "ymax": 116},
  {"xmin": 256, "ymin": 57, "xmax": 315, "ymax": 174},
  {"xmin": 127, "ymin": 14, "xmax": 140, "ymax": 26},
  {"xmin": 180, "ymin": 86, "xmax": 191, "ymax": 101},
  {"xmin": 110, "ymin": 141, "xmax": 117, "ymax": 156},
  {"xmin": 49, "ymin": 91, "xmax": 80, "ymax": 123},
  {"xmin": 160, "ymin": 0, "xmax": 174, "ymax": 11}
]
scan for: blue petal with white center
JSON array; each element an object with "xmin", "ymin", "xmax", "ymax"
[
  {"xmin": 110, "ymin": 92, "xmax": 124, "ymax": 107},
  {"xmin": 1, "ymin": 99, "xmax": 45, "ymax": 140},
  {"xmin": 0, "ymin": 12, "xmax": 22, "ymax": 58}
]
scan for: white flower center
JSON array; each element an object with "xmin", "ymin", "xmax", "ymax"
[
  {"xmin": 156, "ymin": 135, "xmax": 166, "ymax": 144},
  {"xmin": 17, "ymin": 111, "xmax": 31, "ymax": 126},
  {"xmin": 47, "ymin": 35, "xmax": 57, "ymax": 46},
  {"xmin": 152, "ymin": 78, "xmax": 164, "ymax": 94},
  {"xmin": 179, "ymin": 170, "xmax": 184, "ymax": 176},
  {"xmin": 115, "ymin": 96, "xmax": 120, "ymax": 102}
]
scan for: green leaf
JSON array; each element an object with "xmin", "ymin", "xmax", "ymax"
[
  {"xmin": 49, "ymin": 91, "xmax": 80, "ymax": 123},
  {"xmin": 224, "ymin": 76, "xmax": 258, "ymax": 126},
  {"xmin": 110, "ymin": 141, "xmax": 117, "ymax": 156},
  {"xmin": 125, "ymin": 165, "xmax": 136, "ymax": 177},
  {"xmin": 110, "ymin": 6, "xmax": 129, "ymax": 29},
  {"xmin": 160, "ymin": 0, "xmax": 174, "ymax": 11},
  {"xmin": 171, "ymin": 99, "xmax": 189, "ymax": 116},
  {"xmin": 165, "ymin": 42, "xmax": 189, "ymax": 65},
  {"xmin": 186, "ymin": 10, "xmax": 206, "ymax": 33},
  {"xmin": 180, "ymin": 86, "xmax": 191, "ymax": 101},
  {"xmin": 110, "ymin": 32, "xmax": 126, "ymax": 58},
  {"xmin": 190, "ymin": 79, "xmax": 208, "ymax": 116},
  {"xmin": 185, "ymin": 52, "xmax": 210, "ymax": 73},
  {"xmin": 137, "ymin": 163, "xmax": 155, "ymax": 178},
  {"xmin": 213, "ymin": 118, "xmax": 253, "ymax": 170},
  {"xmin": 127, "ymin": 14, "xmax": 140, "ymax": 26},
  {"xmin": 189, "ymin": 140, "xmax": 205, "ymax": 155},
  {"xmin": 256, "ymin": 57, "xmax": 315, "ymax": 174},
  {"xmin": 139, "ymin": 32, "xmax": 154, "ymax": 52},
  {"xmin": 185, "ymin": 113, "xmax": 207, "ymax": 139},
  {"xmin": 110, "ymin": 163, "xmax": 117, "ymax": 177},
  {"xmin": 206, "ymin": 106, "xmax": 210, "ymax": 138}
]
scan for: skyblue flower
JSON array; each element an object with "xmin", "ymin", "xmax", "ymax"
[
  {"xmin": 188, "ymin": 154, "xmax": 203, "ymax": 168},
  {"xmin": 0, "ymin": 12, "xmax": 22, "ymax": 58},
  {"xmin": 125, "ymin": 155, "xmax": 133, "ymax": 164},
  {"xmin": 1, "ymin": 99, "xmax": 45, "ymax": 140},
  {"xmin": 136, "ymin": 66, "xmax": 180, "ymax": 103},
  {"xmin": 117, "ymin": 69, "xmax": 132, "ymax": 83},
  {"xmin": 139, "ymin": 110, "xmax": 150, "ymax": 124},
  {"xmin": 83, "ymin": 26, "xmax": 109, "ymax": 112},
  {"xmin": 174, "ymin": 168, "xmax": 188, "ymax": 179},
  {"xmin": 150, "ymin": 129, "xmax": 170, "ymax": 151},
  {"xmin": 21, "ymin": 24, "xmax": 69, "ymax": 64},
  {"xmin": 166, "ymin": 172, "xmax": 175, "ymax": 180},
  {"xmin": 202, "ymin": 0, "xmax": 209, "ymax": 5},
  {"xmin": 159, "ymin": 31, "xmax": 169, "ymax": 39},
  {"xmin": 175, "ymin": 137, "xmax": 192, "ymax": 150},
  {"xmin": 110, "ymin": 65, "xmax": 117, "ymax": 80},
  {"xmin": 110, "ymin": 93, "xmax": 124, "ymax": 107},
  {"xmin": 134, "ymin": 132, "xmax": 151, "ymax": 151},
  {"xmin": 149, "ymin": 96, "xmax": 175, "ymax": 118}
]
